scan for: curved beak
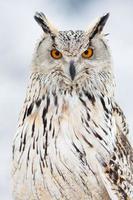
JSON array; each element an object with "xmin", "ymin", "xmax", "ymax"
[{"xmin": 69, "ymin": 61, "xmax": 76, "ymax": 80}]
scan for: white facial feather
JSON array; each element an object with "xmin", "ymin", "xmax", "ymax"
[{"xmin": 32, "ymin": 12, "xmax": 114, "ymax": 98}]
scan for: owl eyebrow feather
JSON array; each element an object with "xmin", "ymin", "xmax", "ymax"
[
  {"xmin": 84, "ymin": 41, "xmax": 92, "ymax": 50},
  {"xmin": 37, "ymin": 34, "xmax": 56, "ymax": 51},
  {"xmin": 51, "ymin": 36, "xmax": 57, "ymax": 48}
]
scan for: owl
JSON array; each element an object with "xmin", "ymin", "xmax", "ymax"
[{"xmin": 12, "ymin": 12, "xmax": 133, "ymax": 200}]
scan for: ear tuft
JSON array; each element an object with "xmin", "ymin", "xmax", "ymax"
[
  {"xmin": 99, "ymin": 13, "xmax": 109, "ymax": 31},
  {"xmin": 34, "ymin": 12, "xmax": 51, "ymax": 34},
  {"xmin": 89, "ymin": 13, "xmax": 110, "ymax": 40}
]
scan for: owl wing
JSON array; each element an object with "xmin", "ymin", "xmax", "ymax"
[
  {"xmin": 97, "ymin": 102, "xmax": 133, "ymax": 200},
  {"xmin": 12, "ymin": 73, "xmax": 43, "ymax": 165}
]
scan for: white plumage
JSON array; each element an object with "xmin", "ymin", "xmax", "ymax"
[{"xmin": 12, "ymin": 12, "xmax": 133, "ymax": 200}]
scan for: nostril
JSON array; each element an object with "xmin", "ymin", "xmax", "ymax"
[{"xmin": 69, "ymin": 61, "xmax": 76, "ymax": 80}]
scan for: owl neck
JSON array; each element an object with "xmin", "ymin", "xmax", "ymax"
[{"xmin": 26, "ymin": 71, "xmax": 115, "ymax": 104}]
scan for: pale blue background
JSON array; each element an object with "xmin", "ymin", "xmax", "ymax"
[{"xmin": 0, "ymin": 0, "xmax": 133, "ymax": 199}]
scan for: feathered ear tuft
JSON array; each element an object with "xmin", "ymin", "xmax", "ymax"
[
  {"xmin": 34, "ymin": 12, "xmax": 58, "ymax": 35},
  {"xmin": 88, "ymin": 13, "xmax": 109, "ymax": 40}
]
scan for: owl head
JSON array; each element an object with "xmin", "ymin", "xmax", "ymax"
[{"xmin": 32, "ymin": 12, "xmax": 114, "ymax": 96}]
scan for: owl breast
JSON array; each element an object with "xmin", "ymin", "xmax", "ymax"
[{"xmin": 12, "ymin": 86, "xmax": 114, "ymax": 200}]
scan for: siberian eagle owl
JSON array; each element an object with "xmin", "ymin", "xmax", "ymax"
[{"xmin": 12, "ymin": 12, "xmax": 133, "ymax": 200}]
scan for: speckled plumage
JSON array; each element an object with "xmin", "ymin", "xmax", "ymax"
[{"xmin": 12, "ymin": 12, "xmax": 133, "ymax": 200}]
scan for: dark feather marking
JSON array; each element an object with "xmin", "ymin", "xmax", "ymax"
[
  {"xmin": 93, "ymin": 131, "xmax": 108, "ymax": 145},
  {"xmin": 79, "ymin": 97, "xmax": 90, "ymax": 111},
  {"xmin": 19, "ymin": 141, "xmax": 23, "ymax": 152},
  {"xmin": 54, "ymin": 95, "xmax": 58, "ymax": 106},
  {"xmin": 84, "ymin": 119, "xmax": 90, "ymax": 129},
  {"xmin": 19, "ymin": 130, "xmax": 27, "ymax": 153},
  {"xmin": 22, "ymin": 106, "xmax": 27, "ymax": 124},
  {"xmin": 81, "ymin": 117, "xmax": 84, "ymax": 123},
  {"xmin": 100, "ymin": 38, "xmax": 108, "ymax": 50},
  {"xmin": 105, "ymin": 113, "xmax": 109, "ymax": 119},
  {"xmin": 43, "ymin": 119, "xmax": 47, "ymax": 136},
  {"xmin": 23, "ymin": 132, "xmax": 27, "ymax": 146},
  {"xmin": 112, "ymin": 154, "xmax": 116, "ymax": 161},
  {"xmin": 27, "ymin": 103, "xmax": 34, "ymax": 116},
  {"xmin": 79, "ymin": 175, "xmax": 90, "ymax": 195},
  {"xmin": 100, "ymin": 125, "xmax": 108, "ymax": 135},
  {"xmin": 79, "ymin": 97, "xmax": 87, "ymax": 107},
  {"xmin": 101, "ymin": 142, "xmax": 110, "ymax": 154},
  {"xmin": 26, "ymin": 146, "xmax": 31, "ymax": 168},
  {"xmin": 72, "ymin": 142, "xmax": 86, "ymax": 164},
  {"xmin": 55, "ymin": 165, "xmax": 66, "ymax": 182},
  {"xmin": 104, "ymin": 160, "xmax": 129, "ymax": 200},
  {"xmin": 40, "ymin": 162, "xmax": 44, "ymax": 175},
  {"xmin": 42, "ymin": 95, "xmax": 45, "ymax": 100},
  {"xmin": 44, "ymin": 131, "xmax": 48, "ymax": 158},
  {"xmin": 27, "ymin": 146, "xmax": 31, "ymax": 161},
  {"xmin": 100, "ymin": 97, "xmax": 109, "ymax": 113},
  {"xmin": 83, "ymin": 125, "xmax": 91, "ymax": 135},
  {"xmin": 49, "ymin": 116, "xmax": 53, "ymax": 131},
  {"xmin": 22, "ymin": 132, "xmax": 27, "ymax": 152},
  {"xmin": 12, "ymin": 145, "xmax": 15, "ymax": 160},
  {"xmin": 33, "ymin": 137, "xmax": 35, "ymax": 149},
  {"xmin": 31, "ymin": 121, "xmax": 35, "ymax": 137},
  {"xmin": 93, "ymin": 120, "xmax": 98, "ymax": 128},
  {"xmin": 49, "ymin": 158, "xmax": 53, "ymax": 174},
  {"xmin": 118, "ymin": 187, "xmax": 128, "ymax": 200},
  {"xmin": 36, "ymin": 141, "xmax": 39, "ymax": 155},
  {"xmin": 83, "ymin": 89, "xmax": 95, "ymax": 105},
  {"xmin": 52, "ymin": 128, "xmax": 55, "ymax": 138},
  {"xmin": 82, "ymin": 135, "xmax": 93, "ymax": 148},
  {"xmin": 87, "ymin": 112, "xmax": 90, "ymax": 121},
  {"xmin": 109, "ymin": 168, "xmax": 119, "ymax": 184},
  {"xmin": 42, "ymin": 96, "xmax": 50, "ymax": 117},
  {"xmin": 35, "ymin": 99, "xmax": 41, "ymax": 107},
  {"xmin": 31, "ymin": 161, "xmax": 34, "ymax": 175},
  {"xmin": 40, "ymin": 151, "xmax": 45, "ymax": 168},
  {"xmin": 37, "ymin": 37, "xmax": 45, "ymax": 51},
  {"xmin": 53, "ymin": 93, "xmax": 59, "ymax": 114},
  {"xmin": 42, "ymin": 96, "xmax": 50, "ymax": 135},
  {"xmin": 51, "ymin": 35, "xmax": 56, "ymax": 48}
]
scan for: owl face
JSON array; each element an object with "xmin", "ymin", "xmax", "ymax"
[{"xmin": 33, "ymin": 12, "xmax": 113, "ymax": 94}]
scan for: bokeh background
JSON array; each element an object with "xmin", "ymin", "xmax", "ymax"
[{"xmin": 0, "ymin": 0, "xmax": 133, "ymax": 199}]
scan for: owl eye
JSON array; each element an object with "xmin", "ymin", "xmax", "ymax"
[
  {"xmin": 51, "ymin": 49, "xmax": 62, "ymax": 59},
  {"xmin": 82, "ymin": 48, "xmax": 93, "ymax": 59}
]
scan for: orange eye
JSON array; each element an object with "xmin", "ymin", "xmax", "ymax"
[
  {"xmin": 82, "ymin": 48, "xmax": 93, "ymax": 59},
  {"xmin": 51, "ymin": 49, "xmax": 62, "ymax": 59}
]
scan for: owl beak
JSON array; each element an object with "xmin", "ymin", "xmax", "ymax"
[{"xmin": 69, "ymin": 61, "xmax": 76, "ymax": 81}]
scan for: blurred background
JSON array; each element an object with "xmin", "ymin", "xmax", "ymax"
[{"xmin": 0, "ymin": 0, "xmax": 133, "ymax": 199}]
